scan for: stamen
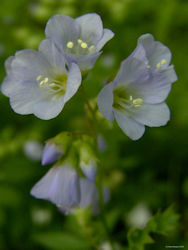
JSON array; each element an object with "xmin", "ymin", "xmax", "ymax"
[
  {"xmin": 67, "ymin": 41, "xmax": 74, "ymax": 49},
  {"xmin": 161, "ymin": 59, "xmax": 167, "ymax": 65},
  {"xmin": 129, "ymin": 95, "xmax": 133, "ymax": 101},
  {"xmin": 133, "ymin": 98, "xmax": 143, "ymax": 105},
  {"xmin": 156, "ymin": 62, "xmax": 161, "ymax": 69},
  {"xmin": 36, "ymin": 75, "xmax": 42, "ymax": 81},
  {"xmin": 43, "ymin": 77, "xmax": 49, "ymax": 83},
  {"xmin": 77, "ymin": 39, "xmax": 82, "ymax": 44},
  {"xmin": 49, "ymin": 83, "xmax": 57, "ymax": 88},
  {"xmin": 147, "ymin": 65, "xmax": 151, "ymax": 68},
  {"xmin": 81, "ymin": 42, "xmax": 88, "ymax": 49},
  {"xmin": 135, "ymin": 104, "xmax": 141, "ymax": 108},
  {"xmin": 39, "ymin": 81, "xmax": 45, "ymax": 86},
  {"xmin": 89, "ymin": 45, "xmax": 95, "ymax": 51}
]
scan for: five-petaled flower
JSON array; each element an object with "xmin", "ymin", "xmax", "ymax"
[
  {"xmin": 1, "ymin": 39, "xmax": 81, "ymax": 120},
  {"xmin": 97, "ymin": 34, "xmax": 177, "ymax": 140},
  {"xmin": 45, "ymin": 13, "xmax": 114, "ymax": 72}
]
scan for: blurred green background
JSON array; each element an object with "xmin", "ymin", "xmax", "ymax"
[{"xmin": 0, "ymin": 0, "xmax": 187, "ymax": 249}]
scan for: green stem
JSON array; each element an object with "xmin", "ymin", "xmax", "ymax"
[{"xmin": 80, "ymin": 85, "xmax": 115, "ymax": 249}]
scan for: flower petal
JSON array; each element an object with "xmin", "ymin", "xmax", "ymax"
[
  {"xmin": 138, "ymin": 33, "xmax": 171, "ymax": 68},
  {"xmin": 45, "ymin": 14, "xmax": 80, "ymax": 46},
  {"xmin": 129, "ymin": 67, "xmax": 177, "ymax": 104},
  {"xmin": 33, "ymin": 97, "xmax": 65, "ymax": 120},
  {"xmin": 65, "ymin": 52, "xmax": 102, "ymax": 72},
  {"xmin": 97, "ymin": 81, "xmax": 115, "ymax": 122},
  {"xmin": 69, "ymin": 174, "xmax": 80, "ymax": 204},
  {"xmin": 80, "ymin": 162, "xmax": 97, "ymax": 182},
  {"xmin": 42, "ymin": 143, "xmax": 62, "ymax": 166},
  {"xmin": 79, "ymin": 178, "xmax": 98, "ymax": 209},
  {"xmin": 96, "ymin": 28, "xmax": 114, "ymax": 51},
  {"xmin": 10, "ymin": 49, "xmax": 51, "ymax": 81},
  {"xmin": 115, "ymin": 56, "xmax": 149, "ymax": 87},
  {"xmin": 76, "ymin": 13, "xmax": 103, "ymax": 44},
  {"xmin": 63, "ymin": 63, "xmax": 82, "ymax": 103},
  {"xmin": 39, "ymin": 39, "xmax": 66, "ymax": 73},
  {"xmin": 5, "ymin": 56, "xmax": 14, "ymax": 74},
  {"xmin": 132, "ymin": 102, "xmax": 170, "ymax": 127},
  {"xmin": 30, "ymin": 165, "xmax": 80, "ymax": 207},
  {"xmin": 9, "ymin": 80, "xmax": 46, "ymax": 115},
  {"xmin": 114, "ymin": 109, "xmax": 145, "ymax": 140}
]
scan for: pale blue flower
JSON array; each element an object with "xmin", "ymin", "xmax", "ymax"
[
  {"xmin": 30, "ymin": 164, "xmax": 80, "ymax": 207},
  {"xmin": 45, "ymin": 13, "xmax": 114, "ymax": 72},
  {"xmin": 1, "ymin": 39, "xmax": 81, "ymax": 120},
  {"xmin": 42, "ymin": 142, "xmax": 62, "ymax": 166},
  {"xmin": 97, "ymin": 34, "xmax": 177, "ymax": 140}
]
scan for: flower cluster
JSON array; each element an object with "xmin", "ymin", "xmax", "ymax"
[
  {"xmin": 31, "ymin": 134, "xmax": 107, "ymax": 214},
  {"xmin": 0, "ymin": 13, "xmax": 177, "ymax": 212},
  {"xmin": 1, "ymin": 13, "xmax": 114, "ymax": 120}
]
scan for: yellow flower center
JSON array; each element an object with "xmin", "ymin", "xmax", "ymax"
[
  {"xmin": 113, "ymin": 87, "xmax": 143, "ymax": 110},
  {"xmin": 36, "ymin": 74, "xmax": 67, "ymax": 98}
]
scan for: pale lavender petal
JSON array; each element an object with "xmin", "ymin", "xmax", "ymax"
[
  {"xmin": 5, "ymin": 56, "xmax": 14, "ymax": 74},
  {"xmin": 76, "ymin": 13, "xmax": 103, "ymax": 44},
  {"xmin": 39, "ymin": 39, "xmax": 66, "ymax": 73},
  {"xmin": 79, "ymin": 178, "xmax": 98, "ymax": 209},
  {"xmin": 80, "ymin": 162, "xmax": 97, "ymax": 182},
  {"xmin": 138, "ymin": 33, "xmax": 171, "ymax": 68},
  {"xmin": 63, "ymin": 62, "xmax": 82, "ymax": 103},
  {"xmin": 130, "ymin": 67, "xmax": 177, "ymax": 104},
  {"xmin": 30, "ymin": 165, "xmax": 80, "ymax": 207},
  {"xmin": 114, "ymin": 109, "xmax": 145, "ymax": 140},
  {"xmin": 65, "ymin": 52, "xmax": 102, "ymax": 72},
  {"xmin": 96, "ymin": 28, "xmax": 114, "ymax": 51},
  {"xmin": 9, "ymin": 80, "xmax": 47, "ymax": 115},
  {"xmin": 97, "ymin": 81, "xmax": 115, "ymax": 122},
  {"xmin": 42, "ymin": 143, "xmax": 62, "ymax": 166},
  {"xmin": 132, "ymin": 102, "xmax": 170, "ymax": 127},
  {"xmin": 33, "ymin": 97, "xmax": 65, "ymax": 120},
  {"xmin": 69, "ymin": 174, "xmax": 80, "ymax": 204},
  {"xmin": 45, "ymin": 14, "xmax": 80, "ymax": 46},
  {"xmin": 114, "ymin": 56, "xmax": 149, "ymax": 87}
]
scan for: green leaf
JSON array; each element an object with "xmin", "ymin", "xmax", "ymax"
[
  {"xmin": 127, "ymin": 206, "xmax": 180, "ymax": 250},
  {"xmin": 128, "ymin": 228, "xmax": 154, "ymax": 250},
  {"xmin": 146, "ymin": 206, "xmax": 180, "ymax": 235},
  {"xmin": 32, "ymin": 232, "xmax": 91, "ymax": 250}
]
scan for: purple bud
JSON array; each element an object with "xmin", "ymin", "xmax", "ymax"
[
  {"xmin": 80, "ymin": 162, "xmax": 97, "ymax": 182},
  {"xmin": 42, "ymin": 142, "xmax": 62, "ymax": 166}
]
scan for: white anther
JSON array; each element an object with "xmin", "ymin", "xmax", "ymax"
[{"xmin": 67, "ymin": 41, "xmax": 74, "ymax": 49}]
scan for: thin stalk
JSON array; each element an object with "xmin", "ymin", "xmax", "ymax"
[{"xmin": 80, "ymin": 85, "xmax": 115, "ymax": 249}]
